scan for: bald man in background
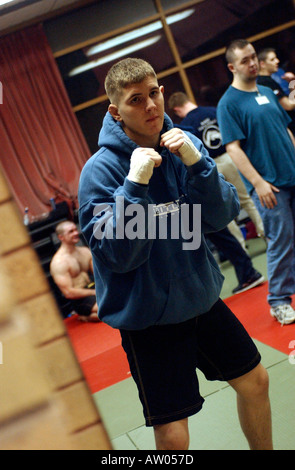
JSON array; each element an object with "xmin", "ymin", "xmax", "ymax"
[{"xmin": 50, "ymin": 221, "xmax": 99, "ymax": 322}]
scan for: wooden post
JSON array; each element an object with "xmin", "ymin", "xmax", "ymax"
[
  {"xmin": 0, "ymin": 163, "xmax": 112, "ymax": 450},
  {"xmin": 154, "ymin": 0, "xmax": 196, "ymax": 103}
]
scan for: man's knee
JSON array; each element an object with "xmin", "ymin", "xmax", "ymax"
[
  {"xmin": 229, "ymin": 363, "xmax": 270, "ymax": 400},
  {"xmin": 154, "ymin": 419, "xmax": 189, "ymax": 450},
  {"xmin": 250, "ymin": 364, "xmax": 269, "ymax": 399}
]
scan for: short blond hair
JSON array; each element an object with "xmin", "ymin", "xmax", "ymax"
[
  {"xmin": 55, "ymin": 221, "xmax": 74, "ymax": 237},
  {"xmin": 168, "ymin": 92, "xmax": 189, "ymax": 110},
  {"xmin": 225, "ymin": 39, "xmax": 251, "ymax": 64},
  {"xmin": 104, "ymin": 58, "xmax": 157, "ymax": 104}
]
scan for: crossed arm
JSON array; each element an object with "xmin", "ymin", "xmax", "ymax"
[{"xmin": 50, "ymin": 257, "xmax": 96, "ymax": 300}]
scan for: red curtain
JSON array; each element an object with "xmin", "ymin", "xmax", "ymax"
[{"xmin": 0, "ymin": 24, "xmax": 91, "ymax": 219}]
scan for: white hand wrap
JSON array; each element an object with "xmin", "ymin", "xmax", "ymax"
[
  {"xmin": 127, "ymin": 148, "xmax": 156, "ymax": 185},
  {"xmin": 178, "ymin": 135, "xmax": 202, "ymax": 166}
]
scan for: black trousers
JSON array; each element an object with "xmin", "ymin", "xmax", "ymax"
[{"xmin": 206, "ymin": 226, "xmax": 256, "ymax": 284}]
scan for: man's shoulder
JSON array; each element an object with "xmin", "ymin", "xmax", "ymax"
[
  {"xmin": 182, "ymin": 106, "xmax": 216, "ymax": 130},
  {"xmin": 50, "ymin": 249, "xmax": 70, "ymax": 274},
  {"xmin": 257, "ymin": 75, "xmax": 285, "ymax": 97},
  {"xmin": 192, "ymin": 106, "xmax": 217, "ymax": 117},
  {"xmin": 76, "ymin": 245, "xmax": 91, "ymax": 257},
  {"xmin": 257, "ymin": 75, "xmax": 277, "ymax": 87},
  {"xmin": 218, "ymin": 86, "xmax": 254, "ymax": 112},
  {"xmin": 81, "ymin": 149, "xmax": 104, "ymax": 174},
  {"xmin": 216, "ymin": 93, "xmax": 231, "ymax": 116},
  {"xmin": 217, "ymin": 86, "xmax": 234, "ymax": 104}
]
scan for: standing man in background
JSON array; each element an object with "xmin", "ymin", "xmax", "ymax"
[
  {"xmin": 217, "ymin": 39, "xmax": 295, "ymax": 326},
  {"xmin": 257, "ymin": 47, "xmax": 295, "ymax": 111},
  {"xmin": 168, "ymin": 91, "xmax": 265, "ymax": 295},
  {"xmin": 168, "ymin": 91, "xmax": 265, "ymax": 251},
  {"xmin": 257, "ymin": 47, "xmax": 295, "ymax": 134}
]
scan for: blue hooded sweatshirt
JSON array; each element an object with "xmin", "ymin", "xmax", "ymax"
[{"xmin": 78, "ymin": 112, "xmax": 239, "ymax": 330}]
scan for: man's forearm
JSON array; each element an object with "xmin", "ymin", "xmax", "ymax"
[
  {"xmin": 226, "ymin": 141, "xmax": 279, "ymax": 209},
  {"xmin": 226, "ymin": 142, "xmax": 263, "ymax": 188},
  {"xmin": 63, "ymin": 287, "xmax": 96, "ymax": 300}
]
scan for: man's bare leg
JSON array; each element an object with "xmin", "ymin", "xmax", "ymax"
[
  {"xmin": 228, "ymin": 363, "xmax": 273, "ymax": 450},
  {"xmin": 154, "ymin": 418, "xmax": 189, "ymax": 450},
  {"xmin": 153, "ymin": 364, "xmax": 272, "ymax": 450}
]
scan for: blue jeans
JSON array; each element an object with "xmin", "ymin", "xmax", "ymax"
[{"xmin": 251, "ymin": 187, "xmax": 295, "ymax": 306}]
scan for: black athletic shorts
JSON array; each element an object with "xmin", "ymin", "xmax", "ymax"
[{"xmin": 120, "ymin": 298, "xmax": 261, "ymax": 427}]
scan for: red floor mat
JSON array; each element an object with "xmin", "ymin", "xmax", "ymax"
[
  {"xmin": 65, "ymin": 282, "xmax": 295, "ymax": 394},
  {"xmin": 64, "ymin": 315, "xmax": 130, "ymax": 393},
  {"xmin": 65, "ymin": 316, "xmax": 122, "ymax": 360},
  {"xmin": 224, "ymin": 282, "xmax": 295, "ymax": 356}
]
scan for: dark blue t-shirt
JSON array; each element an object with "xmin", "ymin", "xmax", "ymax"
[{"xmin": 179, "ymin": 107, "xmax": 225, "ymax": 159}]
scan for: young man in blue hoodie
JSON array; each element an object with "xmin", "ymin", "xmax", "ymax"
[{"xmin": 78, "ymin": 58, "xmax": 272, "ymax": 450}]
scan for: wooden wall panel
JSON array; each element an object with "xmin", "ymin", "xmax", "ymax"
[{"xmin": 0, "ymin": 164, "xmax": 112, "ymax": 450}]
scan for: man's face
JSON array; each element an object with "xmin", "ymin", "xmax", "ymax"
[
  {"xmin": 60, "ymin": 223, "xmax": 80, "ymax": 245},
  {"xmin": 261, "ymin": 51, "xmax": 280, "ymax": 74},
  {"xmin": 109, "ymin": 76, "xmax": 165, "ymax": 147},
  {"xmin": 229, "ymin": 44, "xmax": 259, "ymax": 82}
]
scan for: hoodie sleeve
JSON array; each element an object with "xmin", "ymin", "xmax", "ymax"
[
  {"xmin": 179, "ymin": 133, "xmax": 240, "ymax": 233},
  {"xmin": 78, "ymin": 156, "xmax": 155, "ymax": 274}
]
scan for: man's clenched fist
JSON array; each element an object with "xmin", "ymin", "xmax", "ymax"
[
  {"xmin": 127, "ymin": 148, "xmax": 162, "ymax": 185},
  {"xmin": 160, "ymin": 128, "xmax": 201, "ymax": 166}
]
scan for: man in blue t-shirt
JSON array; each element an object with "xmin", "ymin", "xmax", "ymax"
[{"xmin": 217, "ymin": 39, "xmax": 295, "ymax": 325}]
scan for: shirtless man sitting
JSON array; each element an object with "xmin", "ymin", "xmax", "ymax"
[{"xmin": 50, "ymin": 220, "xmax": 99, "ymax": 322}]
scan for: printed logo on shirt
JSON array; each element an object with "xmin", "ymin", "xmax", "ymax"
[
  {"xmin": 153, "ymin": 195, "xmax": 186, "ymax": 217},
  {"xmin": 198, "ymin": 118, "xmax": 222, "ymax": 150}
]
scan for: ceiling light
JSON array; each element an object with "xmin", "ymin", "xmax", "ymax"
[
  {"xmin": 86, "ymin": 8, "xmax": 195, "ymax": 57},
  {"xmin": 69, "ymin": 36, "xmax": 161, "ymax": 77},
  {"xmin": 0, "ymin": 0, "xmax": 16, "ymax": 5}
]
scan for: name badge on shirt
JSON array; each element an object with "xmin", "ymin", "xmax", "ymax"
[{"xmin": 255, "ymin": 95, "xmax": 270, "ymax": 105}]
